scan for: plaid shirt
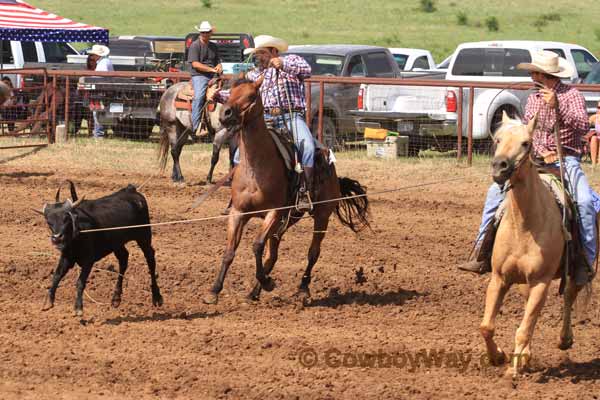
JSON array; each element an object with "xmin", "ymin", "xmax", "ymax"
[
  {"xmin": 215, "ymin": 54, "xmax": 311, "ymax": 112},
  {"xmin": 524, "ymin": 81, "xmax": 589, "ymax": 157}
]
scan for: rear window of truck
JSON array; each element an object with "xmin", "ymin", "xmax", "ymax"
[
  {"xmin": 452, "ymin": 48, "xmax": 531, "ymax": 77},
  {"xmin": 365, "ymin": 52, "xmax": 394, "ymax": 76}
]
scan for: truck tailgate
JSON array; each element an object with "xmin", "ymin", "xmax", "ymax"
[{"xmin": 365, "ymin": 85, "xmax": 447, "ymax": 115}]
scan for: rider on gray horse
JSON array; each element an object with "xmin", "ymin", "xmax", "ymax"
[{"xmin": 188, "ymin": 21, "xmax": 223, "ymax": 136}]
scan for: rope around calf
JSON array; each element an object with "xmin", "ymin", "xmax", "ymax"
[{"xmin": 78, "ymin": 177, "xmax": 467, "ymax": 234}]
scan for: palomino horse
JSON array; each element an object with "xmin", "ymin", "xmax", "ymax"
[
  {"xmin": 481, "ymin": 112, "xmax": 593, "ymax": 377},
  {"xmin": 158, "ymin": 80, "xmax": 237, "ymax": 183},
  {"xmin": 203, "ymin": 77, "xmax": 370, "ymax": 305}
]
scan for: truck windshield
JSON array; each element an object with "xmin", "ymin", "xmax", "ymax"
[
  {"xmin": 584, "ymin": 63, "xmax": 600, "ymax": 84},
  {"xmin": 452, "ymin": 48, "xmax": 531, "ymax": 77},
  {"xmin": 393, "ymin": 54, "xmax": 408, "ymax": 70},
  {"xmin": 42, "ymin": 42, "xmax": 77, "ymax": 62},
  {"xmin": 286, "ymin": 53, "xmax": 344, "ymax": 76}
]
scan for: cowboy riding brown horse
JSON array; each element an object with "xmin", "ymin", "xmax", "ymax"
[{"xmin": 202, "ymin": 77, "xmax": 370, "ymax": 305}]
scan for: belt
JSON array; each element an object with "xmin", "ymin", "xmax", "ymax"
[{"xmin": 266, "ymin": 107, "xmax": 304, "ymax": 116}]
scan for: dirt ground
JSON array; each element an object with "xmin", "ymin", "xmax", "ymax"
[{"xmin": 1, "ymin": 141, "xmax": 600, "ymax": 399}]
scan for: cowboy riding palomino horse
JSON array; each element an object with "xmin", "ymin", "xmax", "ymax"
[
  {"xmin": 480, "ymin": 112, "xmax": 595, "ymax": 377},
  {"xmin": 202, "ymin": 77, "xmax": 370, "ymax": 305},
  {"xmin": 158, "ymin": 78, "xmax": 238, "ymax": 183}
]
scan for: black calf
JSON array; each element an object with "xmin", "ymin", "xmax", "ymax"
[{"xmin": 38, "ymin": 181, "xmax": 163, "ymax": 316}]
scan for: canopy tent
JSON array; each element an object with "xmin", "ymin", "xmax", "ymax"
[{"xmin": 0, "ymin": 0, "xmax": 108, "ymax": 44}]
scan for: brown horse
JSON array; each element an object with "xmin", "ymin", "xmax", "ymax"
[
  {"xmin": 203, "ymin": 77, "xmax": 370, "ymax": 305},
  {"xmin": 480, "ymin": 112, "xmax": 593, "ymax": 377},
  {"xmin": 158, "ymin": 80, "xmax": 237, "ymax": 183}
]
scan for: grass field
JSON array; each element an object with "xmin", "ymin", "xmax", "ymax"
[{"xmin": 34, "ymin": 0, "xmax": 600, "ymax": 62}]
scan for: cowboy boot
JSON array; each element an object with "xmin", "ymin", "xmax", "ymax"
[
  {"xmin": 297, "ymin": 166, "xmax": 314, "ymax": 212},
  {"xmin": 457, "ymin": 243, "xmax": 491, "ymax": 274},
  {"xmin": 457, "ymin": 221, "xmax": 498, "ymax": 274}
]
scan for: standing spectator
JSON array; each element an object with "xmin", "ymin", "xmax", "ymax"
[
  {"xmin": 88, "ymin": 45, "xmax": 113, "ymax": 138},
  {"xmin": 585, "ymin": 102, "xmax": 600, "ymax": 168},
  {"xmin": 187, "ymin": 21, "xmax": 222, "ymax": 136}
]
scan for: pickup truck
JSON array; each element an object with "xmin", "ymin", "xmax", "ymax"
[
  {"xmin": 284, "ymin": 45, "xmax": 401, "ymax": 147},
  {"xmin": 388, "ymin": 48, "xmax": 436, "ymax": 71},
  {"xmin": 351, "ymin": 41, "xmax": 598, "ymax": 150},
  {"xmin": 67, "ymin": 36, "xmax": 187, "ymax": 72},
  {"xmin": 0, "ymin": 40, "xmax": 79, "ymax": 87},
  {"xmin": 75, "ymin": 33, "xmax": 255, "ymax": 138}
]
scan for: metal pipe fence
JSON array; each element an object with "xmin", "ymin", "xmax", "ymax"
[{"xmin": 2, "ymin": 68, "xmax": 600, "ymax": 166}]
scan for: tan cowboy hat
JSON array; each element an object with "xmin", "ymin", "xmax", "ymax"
[
  {"xmin": 517, "ymin": 50, "xmax": 575, "ymax": 79},
  {"xmin": 243, "ymin": 35, "xmax": 289, "ymax": 55},
  {"xmin": 88, "ymin": 44, "xmax": 110, "ymax": 57},
  {"xmin": 195, "ymin": 21, "xmax": 213, "ymax": 33}
]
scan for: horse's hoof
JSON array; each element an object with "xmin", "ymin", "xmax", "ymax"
[
  {"xmin": 261, "ymin": 277, "xmax": 276, "ymax": 292},
  {"xmin": 74, "ymin": 309, "xmax": 83, "ymax": 317},
  {"xmin": 203, "ymin": 292, "xmax": 218, "ymax": 305},
  {"xmin": 153, "ymin": 294, "xmax": 164, "ymax": 307},
  {"xmin": 294, "ymin": 289, "xmax": 311, "ymax": 304},
  {"xmin": 111, "ymin": 297, "xmax": 121, "ymax": 308},
  {"xmin": 41, "ymin": 300, "xmax": 54, "ymax": 312},
  {"xmin": 247, "ymin": 287, "xmax": 261, "ymax": 302},
  {"xmin": 558, "ymin": 337, "xmax": 574, "ymax": 350},
  {"xmin": 489, "ymin": 348, "xmax": 508, "ymax": 366}
]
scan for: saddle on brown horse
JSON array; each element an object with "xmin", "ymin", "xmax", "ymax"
[{"xmin": 268, "ymin": 126, "xmax": 332, "ymax": 208}]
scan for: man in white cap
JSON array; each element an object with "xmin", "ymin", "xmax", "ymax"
[
  {"xmin": 459, "ymin": 50, "xmax": 596, "ymax": 278},
  {"xmin": 88, "ymin": 44, "xmax": 114, "ymax": 138},
  {"xmin": 187, "ymin": 21, "xmax": 222, "ymax": 136},
  {"xmin": 210, "ymin": 34, "xmax": 315, "ymax": 210}
]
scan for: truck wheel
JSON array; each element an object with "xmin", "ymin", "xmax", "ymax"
[
  {"xmin": 490, "ymin": 106, "xmax": 519, "ymax": 135},
  {"xmin": 312, "ymin": 116, "xmax": 337, "ymax": 149}
]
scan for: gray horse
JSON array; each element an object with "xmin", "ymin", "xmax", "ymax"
[{"xmin": 158, "ymin": 81, "xmax": 237, "ymax": 183}]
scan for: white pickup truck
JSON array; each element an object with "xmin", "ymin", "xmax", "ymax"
[
  {"xmin": 0, "ymin": 40, "xmax": 79, "ymax": 86},
  {"xmin": 351, "ymin": 41, "xmax": 598, "ymax": 146}
]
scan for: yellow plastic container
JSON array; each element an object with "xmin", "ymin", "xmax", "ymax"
[{"xmin": 364, "ymin": 127, "xmax": 389, "ymax": 140}]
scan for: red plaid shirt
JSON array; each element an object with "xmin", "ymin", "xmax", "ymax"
[{"xmin": 524, "ymin": 81, "xmax": 589, "ymax": 157}]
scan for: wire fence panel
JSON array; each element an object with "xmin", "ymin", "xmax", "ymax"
[{"xmin": 3, "ymin": 69, "xmax": 600, "ymax": 164}]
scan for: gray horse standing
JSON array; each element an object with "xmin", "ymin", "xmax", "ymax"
[{"xmin": 158, "ymin": 81, "xmax": 237, "ymax": 183}]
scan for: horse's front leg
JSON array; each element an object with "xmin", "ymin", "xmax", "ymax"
[
  {"xmin": 203, "ymin": 210, "xmax": 248, "ymax": 304},
  {"xmin": 480, "ymin": 272, "xmax": 510, "ymax": 367},
  {"xmin": 252, "ymin": 210, "xmax": 282, "ymax": 293},
  {"xmin": 509, "ymin": 280, "xmax": 550, "ymax": 377}
]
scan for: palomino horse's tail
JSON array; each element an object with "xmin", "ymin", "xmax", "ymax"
[
  {"xmin": 335, "ymin": 177, "xmax": 370, "ymax": 233},
  {"xmin": 158, "ymin": 121, "xmax": 170, "ymax": 172}
]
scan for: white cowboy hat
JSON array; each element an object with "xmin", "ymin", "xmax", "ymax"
[
  {"xmin": 517, "ymin": 50, "xmax": 575, "ymax": 79},
  {"xmin": 195, "ymin": 21, "xmax": 213, "ymax": 33},
  {"xmin": 243, "ymin": 35, "xmax": 289, "ymax": 55},
  {"xmin": 88, "ymin": 44, "xmax": 110, "ymax": 57}
]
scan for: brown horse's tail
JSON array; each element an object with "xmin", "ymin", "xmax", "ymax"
[
  {"xmin": 335, "ymin": 177, "xmax": 370, "ymax": 233},
  {"xmin": 158, "ymin": 121, "xmax": 170, "ymax": 172}
]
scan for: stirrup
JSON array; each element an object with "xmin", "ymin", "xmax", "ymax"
[{"xmin": 296, "ymin": 189, "xmax": 313, "ymax": 212}]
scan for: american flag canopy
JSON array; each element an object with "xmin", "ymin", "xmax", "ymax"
[{"xmin": 0, "ymin": 0, "xmax": 108, "ymax": 43}]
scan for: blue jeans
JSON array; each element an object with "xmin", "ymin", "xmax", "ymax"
[
  {"xmin": 476, "ymin": 156, "xmax": 598, "ymax": 266},
  {"xmin": 233, "ymin": 112, "xmax": 316, "ymax": 168},
  {"xmin": 192, "ymin": 75, "xmax": 210, "ymax": 132},
  {"xmin": 92, "ymin": 111, "xmax": 104, "ymax": 137}
]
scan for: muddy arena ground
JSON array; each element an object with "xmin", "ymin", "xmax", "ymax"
[{"xmin": 1, "ymin": 140, "xmax": 600, "ymax": 399}]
